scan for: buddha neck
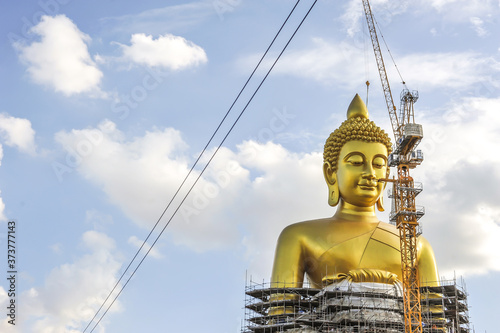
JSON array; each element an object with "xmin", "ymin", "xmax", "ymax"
[{"xmin": 333, "ymin": 199, "xmax": 379, "ymax": 223}]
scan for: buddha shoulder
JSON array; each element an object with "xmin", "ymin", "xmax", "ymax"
[{"xmin": 276, "ymin": 218, "xmax": 334, "ymax": 245}]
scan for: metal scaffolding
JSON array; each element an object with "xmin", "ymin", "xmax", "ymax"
[{"xmin": 242, "ymin": 278, "xmax": 470, "ymax": 333}]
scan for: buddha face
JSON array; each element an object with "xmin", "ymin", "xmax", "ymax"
[{"xmin": 336, "ymin": 140, "xmax": 388, "ymax": 207}]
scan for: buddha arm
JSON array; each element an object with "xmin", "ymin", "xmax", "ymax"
[
  {"xmin": 417, "ymin": 236, "xmax": 440, "ymax": 287},
  {"xmin": 270, "ymin": 225, "xmax": 306, "ymax": 288},
  {"xmin": 269, "ymin": 226, "xmax": 305, "ymax": 316}
]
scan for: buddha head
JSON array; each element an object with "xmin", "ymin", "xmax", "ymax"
[{"xmin": 323, "ymin": 94, "xmax": 392, "ymax": 210}]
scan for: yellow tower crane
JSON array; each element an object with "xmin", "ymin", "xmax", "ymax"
[{"xmin": 362, "ymin": 1, "xmax": 425, "ymax": 333}]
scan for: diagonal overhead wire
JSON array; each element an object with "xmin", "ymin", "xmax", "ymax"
[{"xmin": 82, "ymin": 0, "xmax": 319, "ymax": 332}]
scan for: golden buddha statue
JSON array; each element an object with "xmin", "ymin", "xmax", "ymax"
[{"xmin": 270, "ymin": 94, "xmax": 439, "ymax": 293}]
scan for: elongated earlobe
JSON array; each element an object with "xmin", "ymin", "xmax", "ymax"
[
  {"xmin": 323, "ymin": 162, "xmax": 340, "ymax": 207},
  {"xmin": 329, "ymin": 184, "xmax": 340, "ymax": 207},
  {"xmin": 376, "ymin": 195, "xmax": 384, "ymax": 212}
]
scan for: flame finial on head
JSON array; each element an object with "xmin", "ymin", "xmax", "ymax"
[{"xmin": 346, "ymin": 93, "xmax": 369, "ymax": 120}]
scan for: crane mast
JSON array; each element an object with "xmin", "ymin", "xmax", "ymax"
[
  {"xmin": 362, "ymin": 1, "xmax": 425, "ymax": 333},
  {"xmin": 361, "ymin": 0, "xmax": 399, "ymax": 139}
]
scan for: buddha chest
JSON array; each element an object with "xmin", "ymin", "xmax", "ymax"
[{"xmin": 304, "ymin": 222, "xmax": 402, "ymax": 287}]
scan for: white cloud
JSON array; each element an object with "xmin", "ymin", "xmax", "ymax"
[
  {"xmin": 416, "ymin": 96, "xmax": 500, "ymax": 277},
  {"xmin": 422, "ymin": 0, "xmax": 461, "ymax": 11},
  {"xmin": 14, "ymin": 15, "xmax": 104, "ymax": 97},
  {"xmin": 0, "ymin": 113, "xmax": 27, "ymax": 221},
  {"xmin": 0, "ymin": 112, "xmax": 33, "ymax": 224},
  {"xmin": 0, "ymin": 113, "xmax": 36, "ymax": 155},
  {"xmin": 238, "ymin": 38, "xmax": 366, "ymax": 89},
  {"xmin": 0, "ymin": 286, "xmax": 15, "ymax": 332},
  {"xmin": 244, "ymin": 38, "xmax": 500, "ymax": 90},
  {"xmin": 0, "ymin": 146, "xmax": 5, "ymax": 222},
  {"xmin": 470, "ymin": 16, "xmax": 488, "ymax": 37},
  {"xmin": 0, "ymin": 196, "xmax": 6, "ymax": 222},
  {"xmin": 128, "ymin": 236, "xmax": 163, "ymax": 259},
  {"xmin": 242, "ymin": 39, "xmax": 500, "ymax": 93},
  {"xmin": 50, "ymin": 243, "xmax": 63, "ymax": 254},
  {"xmin": 340, "ymin": 0, "xmax": 364, "ymax": 37},
  {"xmin": 54, "ymin": 120, "xmax": 243, "ymax": 252},
  {"xmin": 341, "ymin": 0, "xmax": 499, "ymax": 38},
  {"xmin": 394, "ymin": 52, "xmax": 500, "ymax": 90},
  {"xmin": 119, "ymin": 33, "xmax": 207, "ymax": 70},
  {"xmin": 0, "ymin": 230, "xmax": 123, "ymax": 332},
  {"xmin": 85, "ymin": 209, "xmax": 114, "ymax": 231},
  {"xmin": 101, "ymin": 2, "xmax": 217, "ymax": 36},
  {"xmin": 341, "ymin": 0, "xmax": 409, "ymax": 37},
  {"xmin": 421, "ymin": 0, "xmax": 496, "ymax": 19}
]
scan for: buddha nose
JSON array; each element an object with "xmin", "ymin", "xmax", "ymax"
[{"xmin": 363, "ymin": 164, "xmax": 377, "ymax": 179}]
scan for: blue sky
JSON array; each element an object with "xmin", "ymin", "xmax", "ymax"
[{"xmin": 1, "ymin": 0, "xmax": 500, "ymax": 332}]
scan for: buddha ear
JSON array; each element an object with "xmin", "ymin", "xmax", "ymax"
[{"xmin": 323, "ymin": 162, "xmax": 339, "ymax": 207}]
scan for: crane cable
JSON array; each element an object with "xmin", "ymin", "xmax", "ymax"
[
  {"xmin": 363, "ymin": 13, "xmax": 370, "ymax": 106},
  {"xmin": 373, "ymin": 14, "xmax": 406, "ymax": 88},
  {"xmin": 83, "ymin": 1, "xmax": 318, "ymax": 332}
]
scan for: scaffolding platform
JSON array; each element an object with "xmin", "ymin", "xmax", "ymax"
[
  {"xmin": 243, "ymin": 278, "xmax": 471, "ymax": 333},
  {"xmin": 389, "ymin": 206, "xmax": 425, "ymax": 223}
]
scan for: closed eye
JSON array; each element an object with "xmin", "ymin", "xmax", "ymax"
[
  {"xmin": 346, "ymin": 156, "xmax": 364, "ymax": 166},
  {"xmin": 343, "ymin": 152, "xmax": 366, "ymax": 166},
  {"xmin": 373, "ymin": 156, "xmax": 386, "ymax": 169}
]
